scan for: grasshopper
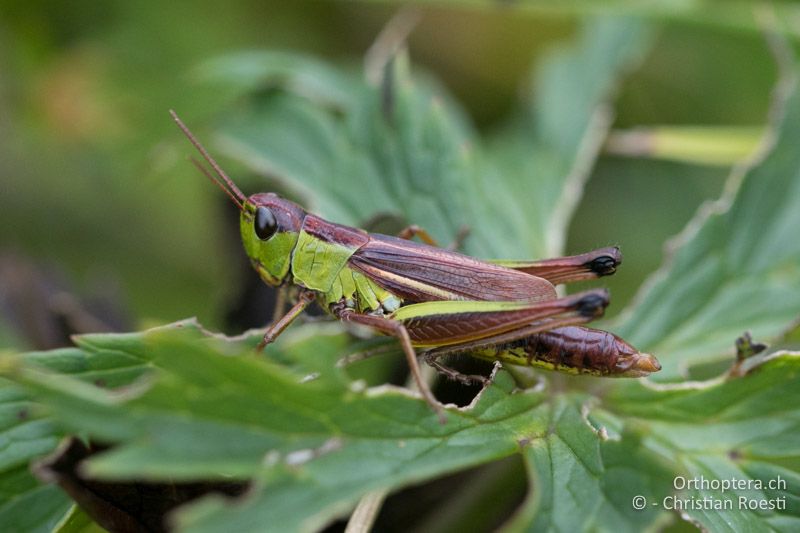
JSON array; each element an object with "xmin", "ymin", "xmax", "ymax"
[{"xmin": 170, "ymin": 111, "xmax": 660, "ymax": 421}]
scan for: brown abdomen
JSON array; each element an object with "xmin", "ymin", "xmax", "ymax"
[{"xmin": 472, "ymin": 326, "xmax": 631, "ymax": 376}]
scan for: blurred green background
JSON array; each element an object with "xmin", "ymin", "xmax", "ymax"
[{"xmin": 0, "ymin": 0, "xmax": 782, "ymax": 348}]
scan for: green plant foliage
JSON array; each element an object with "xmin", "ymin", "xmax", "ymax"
[
  {"xmin": 205, "ymin": 18, "xmax": 650, "ymax": 258},
  {"xmin": 53, "ymin": 506, "xmax": 106, "ymax": 533},
  {"xmin": 0, "ymin": 331, "xmax": 170, "ymax": 530},
  {"xmin": 615, "ymin": 73, "xmax": 800, "ymax": 379},
  {"xmin": 510, "ymin": 356, "xmax": 800, "ymax": 531},
  {"xmin": 4, "ymin": 322, "xmax": 800, "ymax": 531},
  {"xmin": 0, "ymin": 379, "xmax": 71, "ymax": 532}
]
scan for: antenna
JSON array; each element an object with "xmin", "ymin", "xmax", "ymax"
[
  {"xmin": 189, "ymin": 157, "xmax": 243, "ymax": 210},
  {"xmin": 169, "ymin": 110, "xmax": 246, "ymax": 210}
]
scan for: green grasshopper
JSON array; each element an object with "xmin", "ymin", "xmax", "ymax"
[{"xmin": 171, "ymin": 111, "xmax": 660, "ymax": 421}]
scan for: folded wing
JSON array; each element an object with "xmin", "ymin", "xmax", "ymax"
[{"xmin": 349, "ymin": 234, "xmax": 556, "ymax": 303}]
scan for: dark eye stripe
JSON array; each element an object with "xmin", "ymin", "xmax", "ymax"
[{"xmin": 255, "ymin": 206, "xmax": 278, "ymax": 240}]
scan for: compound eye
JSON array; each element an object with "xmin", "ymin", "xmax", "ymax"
[{"xmin": 254, "ymin": 206, "xmax": 278, "ymax": 240}]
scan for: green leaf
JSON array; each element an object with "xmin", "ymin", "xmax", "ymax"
[
  {"xmin": 0, "ymin": 464, "xmax": 71, "ymax": 533},
  {"xmin": 54, "ymin": 505, "xmax": 106, "ymax": 533},
  {"xmin": 0, "ymin": 378, "xmax": 71, "ymax": 532},
  {"xmin": 12, "ymin": 326, "xmax": 542, "ymax": 480},
  {"xmin": 6, "ymin": 326, "xmax": 800, "ymax": 532},
  {"xmin": 481, "ymin": 17, "xmax": 651, "ymax": 256},
  {"xmin": 615, "ymin": 73, "xmax": 800, "ymax": 380},
  {"xmin": 505, "ymin": 396, "xmax": 674, "ymax": 532},
  {"xmin": 204, "ymin": 17, "xmax": 650, "ymax": 259},
  {"xmin": 209, "ymin": 51, "xmax": 477, "ymax": 249},
  {"xmin": 595, "ymin": 354, "xmax": 800, "ymax": 531},
  {"xmin": 506, "ymin": 353, "xmax": 800, "ymax": 532},
  {"xmin": 8, "ymin": 325, "xmax": 548, "ymax": 528},
  {"xmin": 0, "ymin": 329, "xmax": 164, "ymax": 533},
  {"xmin": 194, "ymin": 51, "xmax": 363, "ymax": 112}
]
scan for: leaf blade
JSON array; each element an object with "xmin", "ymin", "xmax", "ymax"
[{"xmin": 614, "ymin": 69, "xmax": 800, "ymax": 379}]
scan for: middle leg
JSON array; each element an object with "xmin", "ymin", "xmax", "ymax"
[{"xmin": 396, "ymin": 224, "xmax": 470, "ymax": 251}]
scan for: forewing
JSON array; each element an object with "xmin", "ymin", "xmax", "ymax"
[{"xmin": 349, "ymin": 234, "xmax": 556, "ymax": 303}]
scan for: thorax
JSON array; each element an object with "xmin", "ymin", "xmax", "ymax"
[{"xmin": 289, "ymin": 214, "xmax": 401, "ymax": 314}]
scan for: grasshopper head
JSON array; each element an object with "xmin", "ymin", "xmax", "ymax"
[
  {"xmin": 241, "ymin": 193, "xmax": 305, "ymax": 286},
  {"xmin": 169, "ymin": 111, "xmax": 307, "ymax": 286}
]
